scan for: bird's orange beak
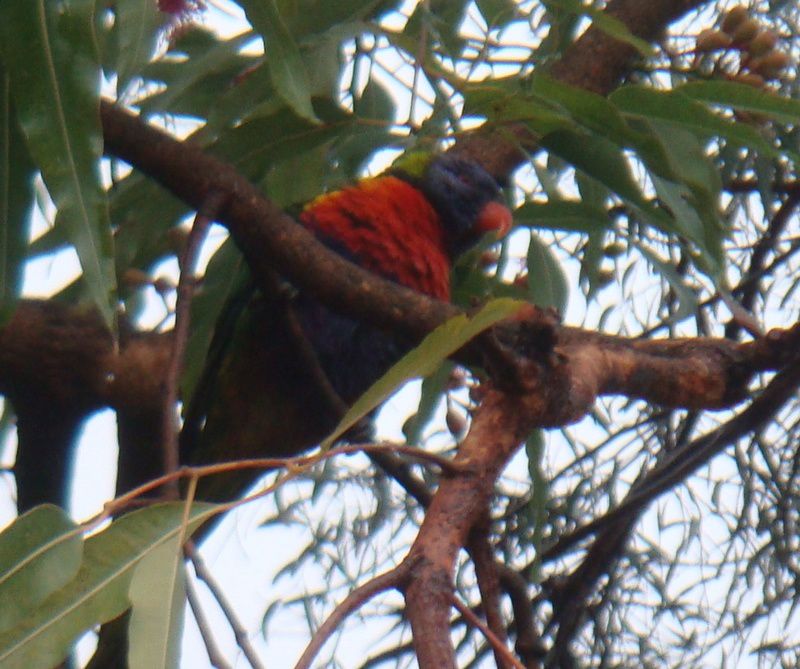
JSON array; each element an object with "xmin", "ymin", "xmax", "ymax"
[{"xmin": 475, "ymin": 201, "xmax": 512, "ymax": 239}]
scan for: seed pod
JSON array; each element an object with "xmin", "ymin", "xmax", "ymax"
[
  {"xmin": 731, "ymin": 18, "xmax": 760, "ymax": 47},
  {"xmin": 748, "ymin": 30, "xmax": 778, "ymax": 57},
  {"xmin": 447, "ymin": 367, "xmax": 467, "ymax": 391},
  {"xmin": 594, "ymin": 269, "xmax": 615, "ymax": 289},
  {"xmin": 513, "ymin": 273, "xmax": 529, "ymax": 289},
  {"xmin": 469, "ymin": 384, "xmax": 487, "ymax": 404},
  {"xmin": 733, "ymin": 71, "xmax": 766, "ymax": 88},
  {"xmin": 122, "ymin": 268, "xmax": 152, "ymax": 288},
  {"xmin": 603, "ymin": 242, "xmax": 626, "ymax": 258},
  {"xmin": 446, "ymin": 408, "xmax": 467, "ymax": 439},
  {"xmin": 750, "ymin": 51, "xmax": 790, "ymax": 79},
  {"xmin": 721, "ymin": 6, "xmax": 749, "ymax": 35},
  {"xmin": 696, "ymin": 29, "xmax": 732, "ymax": 52},
  {"xmin": 166, "ymin": 225, "xmax": 191, "ymax": 255},
  {"xmin": 153, "ymin": 276, "xmax": 176, "ymax": 296},
  {"xmin": 479, "ymin": 250, "xmax": 500, "ymax": 268}
]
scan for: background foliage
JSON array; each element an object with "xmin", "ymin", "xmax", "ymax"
[{"xmin": 1, "ymin": 0, "xmax": 800, "ymax": 667}]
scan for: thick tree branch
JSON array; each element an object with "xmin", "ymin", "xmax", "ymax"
[
  {"xmin": 100, "ymin": 101, "xmax": 460, "ymax": 344},
  {"xmin": 404, "ymin": 391, "xmax": 533, "ymax": 668},
  {"xmin": 0, "ymin": 303, "xmax": 795, "ymax": 434}
]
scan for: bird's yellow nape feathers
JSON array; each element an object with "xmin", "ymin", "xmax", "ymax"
[{"xmin": 389, "ymin": 150, "xmax": 435, "ymax": 179}]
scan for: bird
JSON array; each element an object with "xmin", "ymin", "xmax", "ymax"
[{"xmin": 181, "ymin": 152, "xmax": 512, "ymax": 501}]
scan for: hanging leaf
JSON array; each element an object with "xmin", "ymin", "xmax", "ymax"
[
  {"xmin": 0, "ymin": 502, "xmax": 217, "ymax": 669},
  {"xmin": 636, "ymin": 243, "xmax": 699, "ymax": 325},
  {"xmin": 515, "ymin": 200, "xmax": 612, "ymax": 234},
  {"xmin": 678, "ymin": 80, "xmax": 800, "ymax": 125},
  {"xmin": 0, "ymin": 506, "xmax": 82, "ymax": 635},
  {"xmin": 402, "ymin": 361, "xmax": 453, "ymax": 445},
  {"xmin": 127, "ymin": 538, "xmax": 187, "ymax": 669},
  {"xmin": 0, "ymin": 68, "xmax": 36, "ymax": 322},
  {"xmin": 0, "ymin": 0, "xmax": 116, "ymax": 328},
  {"xmin": 541, "ymin": 128, "xmax": 678, "ymax": 239},
  {"xmin": 524, "ymin": 430, "xmax": 548, "ymax": 582},
  {"xmin": 544, "ymin": 0, "xmax": 655, "ymax": 56},
  {"xmin": 322, "ymin": 298, "xmax": 526, "ymax": 448},
  {"xmin": 526, "ymin": 233, "xmax": 569, "ymax": 312},
  {"xmin": 611, "ymin": 85, "xmax": 795, "ymax": 162},
  {"xmin": 181, "ymin": 238, "xmax": 250, "ymax": 411},
  {"xmin": 114, "ymin": 0, "xmax": 165, "ymax": 92},
  {"xmin": 238, "ymin": 0, "xmax": 318, "ymax": 122}
]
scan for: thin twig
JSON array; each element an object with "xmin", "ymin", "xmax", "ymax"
[
  {"xmin": 162, "ymin": 191, "xmax": 227, "ymax": 496},
  {"xmin": 496, "ymin": 564, "xmax": 544, "ymax": 667},
  {"xmin": 542, "ymin": 350, "xmax": 800, "ymax": 562},
  {"xmin": 293, "ymin": 561, "xmax": 413, "ymax": 669},
  {"xmin": 467, "ymin": 523, "xmax": 510, "ymax": 669},
  {"xmin": 87, "ymin": 441, "xmax": 456, "ymax": 532},
  {"xmin": 449, "ymin": 593, "xmax": 526, "ymax": 669},
  {"xmin": 280, "ymin": 299, "xmax": 439, "ymax": 506},
  {"xmin": 185, "ymin": 540, "xmax": 266, "ymax": 669},
  {"xmin": 725, "ymin": 189, "xmax": 800, "ymax": 340},
  {"xmin": 185, "ymin": 574, "xmax": 235, "ymax": 669}
]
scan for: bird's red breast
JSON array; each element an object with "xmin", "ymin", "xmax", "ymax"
[{"xmin": 300, "ymin": 175, "xmax": 452, "ymax": 300}]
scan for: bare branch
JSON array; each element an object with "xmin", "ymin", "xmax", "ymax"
[
  {"xmin": 185, "ymin": 573, "xmax": 235, "ymax": 669},
  {"xmin": 162, "ymin": 192, "xmax": 226, "ymax": 496},
  {"xmin": 185, "ymin": 541, "xmax": 265, "ymax": 669},
  {"xmin": 293, "ymin": 562, "xmax": 414, "ymax": 669},
  {"xmin": 449, "ymin": 593, "xmax": 526, "ymax": 669}
]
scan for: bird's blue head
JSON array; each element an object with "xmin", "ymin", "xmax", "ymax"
[{"xmin": 394, "ymin": 153, "xmax": 512, "ymax": 258}]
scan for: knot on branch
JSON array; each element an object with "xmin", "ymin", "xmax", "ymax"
[{"xmin": 480, "ymin": 304, "xmax": 562, "ymax": 394}]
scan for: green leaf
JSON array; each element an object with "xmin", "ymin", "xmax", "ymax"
[
  {"xmin": 611, "ymin": 85, "xmax": 790, "ymax": 161},
  {"xmin": 114, "ymin": 0, "xmax": 164, "ymax": 92},
  {"xmin": 636, "ymin": 243, "xmax": 699, "ymax": 324},
  {"xmin": 515, "ymin": 200, "xmax": 611, "ymax": 234},
  {"xmin": 181, "ymin": 239, "xmax": 250, "ymax": 408},
  {"xmin": 545, "ymin": 0, "xmax": 655, "ymax": 56},
  {"xmin": 354, "ymin": 78, "xmax": 396, "ymax": 123},
  {"xmin": 541, "ymin": 128, "xmax": 677, "ymax": 237},
  {"xmin": 127, "ymin": 537, "xmax": 187, "ymax": 669},
  {"xmin": 678, "ymin": 80, "xmax": 800, "ymax": 125},
  {"xmin": 321, "ymin": 299, "xmax": 526, "ymax": 448},
  {"xmin": 462, "ymin": 79, "xmax": 571, "ymax": 131},
  {"xmin": 526, "ymin": 233, "xmax": 568, "ymax": 312},
  {"xmin": 405, "ymin": 0, "xmax": 470, "ymax": 56},
  {"xmin": 0, "ymin": 0, "xmax": 116, "ymax": 328},
  {"xmin": 265, "ymin": 144, "xmax": 331, "ymax": 207},
  {"xmin": 580, "ymin": 230, "xmax": 607, "ymax": 299},
  {"xmin": 239, "ymin": 0, "xmax": 318, "ymax": 122},
  {"xmin": 402, "ymin": 361, "xmax": 453, "ymax": 446},
  {"xmin": 475, "ymin": 0, "xmax": 517, "ymax": 28},
  {"xmin": 212, "ymin": 105, "xmax": 343, "ymax": 181},
  {"xmin": 0, "ymin": 502, "xmax": 217, "ymax": 669},
  {"xmin": 529, "ymin": 75, "xmax": 639, "ymax": 148},
  {"xmin": 0, "ymin": 68, "xmax": 36, "ymax": 322},
  {"xmin": 275, "ymin": 0, "xmax": 393, "ymax": 40},
  {"xmin": 0, "ymin": 506, "xmax": 82, "ymax": 635},
  {"xmin": 524, "ymin": 430, "xmax": 547, "ymax": 581},
  {"xmin": 139, "ymin": 29, "xmax": 254, "ymax": 120}
]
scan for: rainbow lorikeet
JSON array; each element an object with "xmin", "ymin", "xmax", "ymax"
[{"xmin": 183, "ymin": 153, "xmax": 511, "ymax": 501}]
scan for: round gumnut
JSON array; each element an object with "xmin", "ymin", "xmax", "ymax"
[
  {"xmin": 731, "ymin": 18, "xmax": 761, "ymax": 47},
  {"xmin": 721, "ymin": 6, "xmax": 749, "ymax": 35},
  {"xmin": 122, "ymin": 268, "xmax": 152, "ymax": 288},
  {"xmin": 750, "ymin": 51, "xmax": 790, "ymax": 79},
  {"xmin": 733, "ymin": 71, "xmax": 766, "ymax": 88},
  {"xmin": 696, "ymin": 29, "xmax": 732, "ymax": 52},
  {"xmin": 748, "ymin": 30, "xmax": 778, "ymax": 57},
  {"xmin": 446, "ymin": 408, "xmax": 467, "ymax": 438}
]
